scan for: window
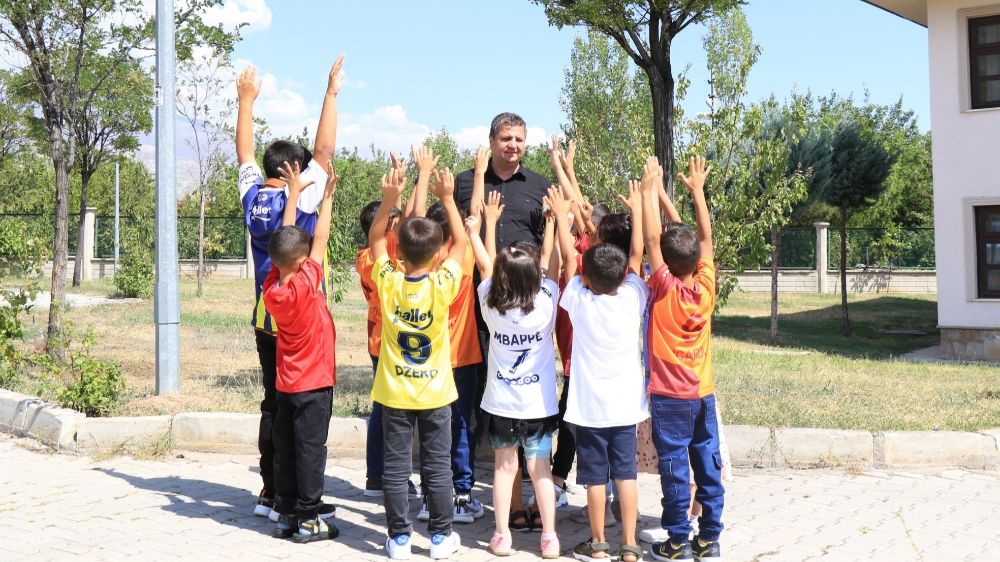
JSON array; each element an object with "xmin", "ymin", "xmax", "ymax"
[
  {"xmin": 970, "ymin": 16, "xmax": 1000, "ymax": 109},
  {"xmin": 976, "ymin": 205, "xmax": 1000, "ymax": 298}
]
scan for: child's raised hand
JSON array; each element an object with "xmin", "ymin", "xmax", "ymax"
[
  {"xmin": 430, "ymin": 168, "xmax": 455, "ymax": 200},
  {"xmin": 619, "ymin": 180, "xmax": 642, "ymax": 212},
  {"xmin": 544, "ymin": 184, "xmax": 570, "ymax": 218},
  {"xmin": 277, "ymin": 160, "xmax": 314, "ymax": 195},
  {"xmin": 327, "ymin": 54, "xmax": 346, "ymax": 96},
  {"xmin": 473, "ymin": 146, "xmax": 490, "ymax": 176},
  {"xmin": 465, "ymin": 212, "xmax": 482, "ymax": 236},
  {"xmin": 579, "ymin": 198, "xmax": 594, "ymax": 222},
  {"xmin": 678, "ymin": 155, "xmax": 711, "ymax": 194},
  {"xmin": 413, "ymin": 145, "xmax": 439, "ymax": 176},
  {"xmin": 640, "ymin": 156, "xmax": 662, "ymax": 193},
  {"xmin": 324, "ymin": 160, "xmax": 339, "ymax": 200},
  {"xmin": 381, "ymin": 167, "xmax": 406, "ymax": 200},
  {"xmin": 483, "ymin": 191, "xmax": 505, "ymax": 223},
  {"xmin": 389, "ymin": 152, "xmax": 406, "ymax": 174},
  {"xmin": 236, "ymin": 66, "xmax": 261, "ymax": 103},
  {"xmin": 564, "ymin": 138, "xmax": 577, "ymax": 169}
]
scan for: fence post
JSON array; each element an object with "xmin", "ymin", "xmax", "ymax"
[
  {"xmin": 814, "ymin": 222, "xmax": 829, "ymax": 293},
  {"xmin": 81, "ymin": 207, "xmax": 97, "ymax": 281},
  {"xmin": 245, "ymin": 230, "xmax": 252, "ymax": 280}
]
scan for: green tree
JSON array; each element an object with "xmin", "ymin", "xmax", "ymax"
[
  {"xmin": 533, "ymin": 0, "xmax": 744, "ymax": 199},
  {"xmin": 560, "ymin": 30, "xmax": 653, "ymax": 204},
  {"xmin": 0, "ymin": 70, "xmax": 30, "ymax": 161},
  {"xmin": 0, "ymin": 0, "xmax": 239, "ymax": 359}
]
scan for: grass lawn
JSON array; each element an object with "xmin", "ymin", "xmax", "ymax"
[{"xmin": 12, "ymin": 275, "xmax": 1000, "ymax": 431}]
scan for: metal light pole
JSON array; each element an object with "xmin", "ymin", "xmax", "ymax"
[
  {"xmin": 155, "ymin": 0, "xmax": 180, "ymax": 394},
  {"xmin": 113, "ymin": 160, "xmax": 120, "ymax": 269}
]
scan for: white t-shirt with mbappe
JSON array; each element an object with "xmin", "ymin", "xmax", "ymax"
[
  {"xmin": 561, "ymin": 273, "xmax": 650, "ymax": 428},
  {"xmin": 478, "ymin": 278, "xmax": 560, "ymax": 419}
]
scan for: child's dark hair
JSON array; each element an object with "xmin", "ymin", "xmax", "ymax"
[
  {"xmin": 582, "ymin": 243, "xmax": 627, "ymax": 296},
  {"xmin": 596, "ymin": 213, "xmax": 631, "ymax": 255},
  {"xmin": 262, "ymin": 140, "xmax": 312, "ymax": 179},
  {"xmin": 397, "ymin": 217, "xmax": 443, "ymax": 267},
  {"xmin": 591, "ymin": 203, "xmax": 611, "ymax": 229},
  {"xmin": 660, "ymin": 222, "xmax": 700, "ymax": 276},
  {"xmin": 488, "ymin": 242, "xmax": 540, "ymax": 315},
  {"xmin": 268, "ymin": 225, "xmax": 311, "ymax": 269},
  {"xmin": 360, "ymin": 201, "xmax": 401, "ymax": 244},
  {"xmin": 426, "ymin": 201, "xmax": 469, "ymax": 242}
]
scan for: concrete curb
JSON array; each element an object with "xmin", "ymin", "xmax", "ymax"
[{"xmin": 2, "ymin": 389, "xmax": 998, "ymax": 468}]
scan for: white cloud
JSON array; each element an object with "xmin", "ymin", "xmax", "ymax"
[
  {"xmin": 201, "ymin": 0, "xmax": 272, "ymax": 34},
  {"xmin": 339, "ymin": 105, "xmax": 432, "ymax": 156}
]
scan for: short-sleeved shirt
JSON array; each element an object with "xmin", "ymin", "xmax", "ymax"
[
  {"xmin": 455, "ymin": 162, "xmax": 549, "ymax": 248},
  {"xmin": 240, "ymin": 160, "xmax": 329, "ymax": 334},
  {"xmin": 646, "ymin": 259, "xmax": 717, "ymax": 399},
  {"xmin": 478, "ymin": 278, "xmax": 559, "ymax": 419},
  {"xmin": 448, "ymin": 247, "xmax": 483, "ymax": 369},
  {"xmin": 356, "ymin": 234, "xmax": 400, "ymax": 358},
  {"xmin": 262, "ymin": 258, "xmax": 336, "ymax": 393},
  {"xmin": 560, "ymin": 273, "xmax": 650, "ymax": 428},
  {"xmin": 554, "ymin": 239, "xmax": 588, "ymax": 376},
  {"xmin": 372, "ymin": 255, "xmax": 461, "ymax": 410}
]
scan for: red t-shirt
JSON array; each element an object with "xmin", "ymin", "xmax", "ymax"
[
  {"xmin": 554, "ymin": 245, "xmax": 586, "ymax": 377},
  {"xmin": 263, "ymin": 258, "xmax": 337, "ymax": 393}
]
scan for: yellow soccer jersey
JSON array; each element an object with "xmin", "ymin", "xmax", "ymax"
[{"xmin": 372, "ymin": 254, "xmax": 461, "ymax": 410}]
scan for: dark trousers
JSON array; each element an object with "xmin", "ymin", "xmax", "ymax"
[
  {"xmin": 366, "ymin": 355, "xmax": 384, "ymax": 479},
  {"xmin": 382, "ymin": 405, "xmax": 453, "ymax": 537},
  {"xmin": 650, "ymin": 393, "xmax": 725, "ymax": 543},
  {"xmin": 254, "ymin": 330, "xmax": 277, "ymax": 495},
  {"xmin": 551, "ymin": 375, "xmax": 576, "ymax": 480},
  {"xmin": 451, "ymin": 364, "xmax": 480, "ymax": 493},
  {"xmin": 274, "ymin": 386, "xmax": 333, "ymax": 520}
]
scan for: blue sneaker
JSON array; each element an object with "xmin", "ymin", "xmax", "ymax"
[
  {"xmin": 429, "ymin": 531, "xmax": 460, "ymax": 559},
  {"xmin": 385, "ymin": 533, "xmax": 412, "ymax": 560}
]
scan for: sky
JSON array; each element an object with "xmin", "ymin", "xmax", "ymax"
[{"xmin": 145, "ymin": 0, "xmax": 931, "ymax": 179}]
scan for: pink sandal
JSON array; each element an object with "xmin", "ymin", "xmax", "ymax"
[
  {"xmin": 489, "ymin": 530, "xmax": 513, "ymax": 556},
  {"xmin": 540, "ymin": 531, "xmax": 560, "ymax": 559}
]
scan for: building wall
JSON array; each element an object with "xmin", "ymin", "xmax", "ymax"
[
  {"xmin": 928, "ymin": 0, "xmax": 1000, "ymax": 328},
  {"xmin": 734, "ymin": 270, "xmax": 937, "ymax": 294}
]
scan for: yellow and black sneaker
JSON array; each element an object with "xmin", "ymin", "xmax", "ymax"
[
  {"xmin": 291, "ymin": 515, "xmax": 339, "ymax": 544},
  {"xmin": 691, "ymin": 538, "xmax": 721, "ymax": 561},
  {"xmin": 651, "ymin": 540, "xmax": 693, "ymax": 561},
  {"xmin": 271, "ymin": 513, "xmax": 298, "ymax": 539}
]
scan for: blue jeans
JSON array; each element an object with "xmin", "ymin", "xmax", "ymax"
[
  {"xmin": 450, "ymin": 364, "xmax": 479, "ymax": 493},
  {"xmin": 367, "ymin": 355, "xmax": 383, "ymax": 479},
  {"xmin": 650, "ymin": 393, "xmax": 725, "ymax": 543}
]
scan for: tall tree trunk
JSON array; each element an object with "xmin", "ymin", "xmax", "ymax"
[
  {"xmin": 770, "ymin": 227, "xmax": 780, "ymax": 345},
  {"xmin": 197, "ymin": 183, "xmax": 206, "ymax": 297},
  {"xmin": 71, "ymin": 168, "xmax": 93, "ymax": 287},
  {"xmin": 48, "ymin": 149, "xmax": 70, "ymax": 360},
  {"xmin": 647, "ymin": 53, "xmax": 676, "ymax": 200},
  {"xmin": 840, "ymin": 207, "xmax": 851, "ymax": 337}
]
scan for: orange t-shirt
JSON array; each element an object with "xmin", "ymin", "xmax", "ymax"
[
  {"xmin": 356, "ymin": 234, "xmax": 399, "ymax": 358},
  {"xmin": 646, "ymin": 259, "xmax": 717, "ymax": 399},
  {"xmin": 448, "ymin": 247, "xmax": 483, "ymax": 368}
]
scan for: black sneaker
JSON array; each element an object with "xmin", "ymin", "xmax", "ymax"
[
  {"xmin": 651, "ymin": 540, "xmax": 693, "ymax": 561},
  {"xmin": 271, "ymin": 513, "xmax": 298, "ymax": 539},
  {"xmin": 318, "ymin": 502, "xmax": 337, "ymax": 520},
  {"xmin": 291, "ymin": 515, "xmax": 339, "ymax": 543},
  {"xmin": 364, "ymin": 478, "xmax": 384, "ymax": 497},
  {"xmin": 408, "ymin": 480, "xmax": 422, "ymax": 500},
  {"xmin": 692, "ymin": 538, "xmax": 721, "ymax": 561}
]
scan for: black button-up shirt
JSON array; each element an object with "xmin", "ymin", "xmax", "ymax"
[{"xmin": 455, "ymin": 162, "xmax": 549, "ymax": 250}]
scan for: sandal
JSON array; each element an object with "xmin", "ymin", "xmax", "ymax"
[
  {"xmin": 528, "ymin": 508, "xmax": 543, "ymax": 532},
  {"xmin": 509, "ymin": 510, "xmax": 533, "ymax": 533},
  {"xmin": 619, "ymin": 544, "xmax": 644, "ymax": 562},
  {"xmin": 572, "ymin": 540, "xmax": 610, "ymax": 561}
]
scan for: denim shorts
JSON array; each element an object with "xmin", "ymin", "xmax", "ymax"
[
  {"xmin": 488, "ymin": 415, "xmax": 554, "ymax": 458},
  {"xmin": 572, "ymin": 424, "xmax": 638, "ymax": 485}
]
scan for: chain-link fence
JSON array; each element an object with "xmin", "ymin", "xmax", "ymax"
[
  {"xmin": 828, "ymin": 228, "xmax": 935, "ymax": 270},
  {"xmin": 775, "ymin": 228, "xmax": 816, "ymax": 269},
  {"xmin": 0, "ymin": 213, "xmax": 81, "ymax": 256}
]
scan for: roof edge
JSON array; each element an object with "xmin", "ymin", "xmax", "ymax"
[{"xmin": 861, "ymin": 0, "xmax": 928, "ymax": 27}]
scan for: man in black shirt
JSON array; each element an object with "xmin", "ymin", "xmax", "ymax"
[{"xmin": 455, "ymin": 112, "xmax": 550, "ymax": 247}]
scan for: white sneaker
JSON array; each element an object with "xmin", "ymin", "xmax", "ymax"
[
  {"xmin": 639, "ymin": 526, "xmax": 671, "ymax": 543},
  {"xmin": 562, "ymin": 481, "xmax": 586, "ymax": 495},
  {"xmin": 253, "ymin": 491, "xmax": 273, "ymax": 517},
  {"xmin": 385, "ymin": 533, "xmax": 412, "ymax": 560},
  {"xmin": 268, "ymin": 509, "xmax": 280, "ymax": 522},
  {"xmin": 528, "ymin": 484, "xmax": 570, "ymax": 511},
  {"xmin": 408, "ymin": 480, "xmax": 423, "ymax": 500},
  {"xmin": 417, "ymin": 499, "xmax": 430, "ymax": 522},
  {"xmin": 429, "ymin": 531, "xmax": 460, "ymax": 559},
  {"xmin": 453, "ymin": 494, "xmax": 484, "ymax": 523}
]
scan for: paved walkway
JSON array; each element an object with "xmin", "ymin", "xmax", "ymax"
[{"xmin": 2, "ymin": 434, "xmax": 998, "ymax": 561}]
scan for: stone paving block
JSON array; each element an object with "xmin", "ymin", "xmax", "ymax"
[
  {"xmin": 76, "ymin": 415, "xmax": 172, "ymax": 452},
  {"xmin": 883, "ymin": 431, "xmax": 992, "ymax": 467},
  {"xmin": 774, "ymin": 427, "xmax": 873, "ymax": 467},
  {"xmin": 725, "ymin": 424, "xmax": 773, "ymax": 467}
]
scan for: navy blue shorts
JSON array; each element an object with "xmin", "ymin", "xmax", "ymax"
[{"xmin": 572, "ymin": 424, "xmax": 638, "ymax": 485}]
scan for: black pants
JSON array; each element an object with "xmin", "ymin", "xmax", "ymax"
[
  {"xmin": 551, "ymin": 375, "xmax": 576, "ymax": 480},
  {"xmin": 273, "ymin": 386, "xmax": 333, "ymax": 519},
  {"xmin": 382, "ymin": 404, "xmax": 453, "ymax": 537},
  {"xmin": 254, "ymin": 330, "xmax": 278, "ymax": 495}
]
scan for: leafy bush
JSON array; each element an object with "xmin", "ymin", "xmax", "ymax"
[
  {"xmin": 114, "ymin": 223, "xmax": 154, "ymax": 299},
  {"xmin": 34, "ymin": 329, "xmax": 127, "ymax": 417},
  {"xmin": 0, "ymin": 217, "xmax": 45, "ymax": 389}
]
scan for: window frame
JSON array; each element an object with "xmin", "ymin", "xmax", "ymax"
[
  {"xmin": 969, "ymin": 15, "xmax": 1000, "ymax": 110},
  {"xmin": 975, "ymin": 205, "xmax": 1000, "ymax": 298}
]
